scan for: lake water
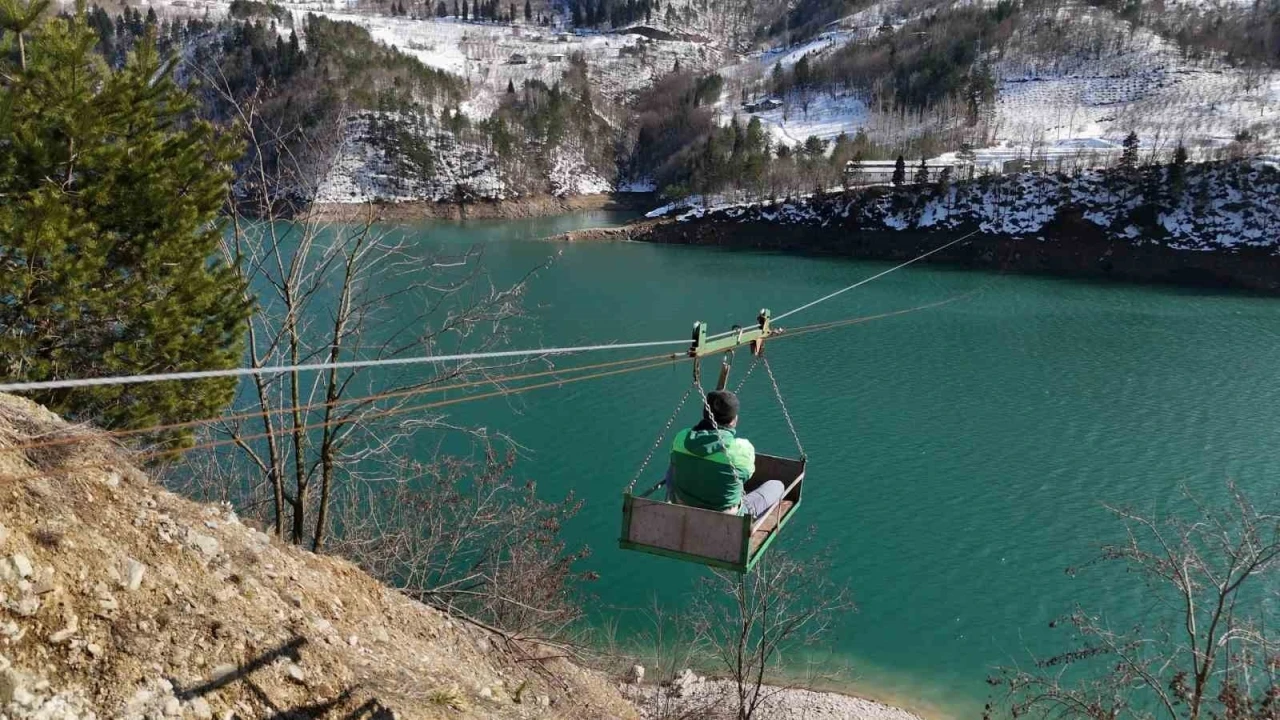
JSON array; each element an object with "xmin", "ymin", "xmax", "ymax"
[{"xmin": 358, "ymin": 212, "xmax": 1280, "ymax": 718}]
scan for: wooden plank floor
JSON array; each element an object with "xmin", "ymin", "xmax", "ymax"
[{"xmin": 749, "ymin": 500, "xmax": 794, "ymax": 553}]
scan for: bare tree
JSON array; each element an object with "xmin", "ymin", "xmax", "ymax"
[
  {"xmin": 329, "ymin": 443, "xmax": 594, "ymax": 638},
  {"xmin": 688, "ymin": 540, "xmax": 856, "ymax": 720},
  {"xmin": 989, "ymin": 483, "xmax": 1280, "ymax": 720},
  {"xmin": 191, "ymin": 77, "xmax": 550, "ymax": 554}
]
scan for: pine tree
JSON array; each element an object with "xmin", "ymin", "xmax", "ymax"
[
  {"xmin": 794, "ymin": 54, "xmax": 811, "ymax": 87},
  {"xmin": 0, "ymin": 11, "xmax": 250, "ymax": 443},
  {"xmin": 892, "ymin": 154, "xmax": 906, "ymax": 186},
  {"xmin": 937, "ymin": 166, "xmax": 953, "ymax": 188},
  {"xmin": 0, "ymin": 0, "xmax": 52, "ymax": 69},
  {"xmin": 957, "ymin": 141, "xmax": 976, "ymax": 179},
  {"xmin": 524, "ymin": 0, "xmax": 531, "ymax": 20},
  {"xmin": 506, "ymin": 78, "xmax": 515, "ymax": 93},
  {"xmin": 462, "ymin": 0, "xmax": 468, "ymax": 19},
  {"xmin": 1170, "ymin": 141, "xmax": 1188, "ymax": 190},
  {"xmin": 915, "ymin": 157, "xmax": 929, "ymax": 184},
  {"xmin": 437, "ymin": 0, "xmax": 447, "ymax": 15},
  {"xmin": 453, "ymin": 0, "xmax": 460, "ymax": 15},
  {"xmin": 845, "ymin": 150, "xmax": 864, "ymax": 189},
  {"xmin": 1120, "ymin": 131, "xmax": 1140, "ymax": 173}
]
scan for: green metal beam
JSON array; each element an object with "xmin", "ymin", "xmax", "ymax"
[{"xmin": 689, "ymin": 309, "xmax": 771, "ymax": 358}]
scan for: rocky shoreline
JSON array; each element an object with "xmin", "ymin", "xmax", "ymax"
[
  {"xmin": 619, "ymin": 668, "xmax": 930, "ymax": 720},
  {"xmin": 548, "ymin": 216, "xmax": 1280, "ymax": 294},
  {"xmin": 308, "ymin": 192, "xmax": 657, "ymax": 222}
]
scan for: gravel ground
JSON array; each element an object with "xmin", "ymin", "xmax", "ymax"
[{"xmin": 621, "ymin": 672, "xmax": 927, "ymax": 720}]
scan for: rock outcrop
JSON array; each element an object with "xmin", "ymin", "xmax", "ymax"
[{"xmin": 0, "ymin": 393, "xmax": 636, "ymax": 720}]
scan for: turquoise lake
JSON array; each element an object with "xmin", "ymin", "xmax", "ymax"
[{"xmin": 329, "ymin": 211, "xmax": 1280, "ymax": 718}]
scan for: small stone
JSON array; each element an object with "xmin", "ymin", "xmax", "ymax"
[
  {"xmin": 538, "ymin": 694, "xmax": 550, "ymax": 707},
  {"xmin": 372, "ymin": 626, "xmax": 390, "ymax": 644},
  {"xmin": 163, "ymin": 696, "xmax": 182, "ymax": 716},
  {"xmin": 479, "ymin": 686, "xmax": 494, "ymax": 700},
  {"xmin": 0, "ymin": 669, "xmax": 19, "ymax": 703},
  {"xmin": 12, "ymin": 685, "xmax": 35, "ymax": 707},
  {"xmin": 9, "ymin": 555, "xmax": 32, "ymax": 579},
  {"xmin": 14, "ymin": 595, "xmax": 39, "ymax": 617},
  {"xmin": 285, "ymin": 664, "xmax": 306, "ymax": 684},
  {"xmin": 86, "ymin": 643, "xmax": 103, "ymax": 658},
  {"xmin": 188, "ymin": 532, "xmax": 220, "ymax": 559},
  {"xmin": 124, "ymin": 559, "xmax": 147, "ymax": 591},
  {"xmin": 48, "ymin": 614, "xmax": 79, "ymax": 642},
  {"xmin": 476, "ymin": 637, "xmax": 491, "ymax": 653},
  {"xmin": 189, "ymin": 697, "xmax": 213, "ymax": 719},
  {"xmin": 347, "ymin": 634, "xmax": 359, "ymax": 647},
  {"xmin": 0, "ymin": 523, "xmax": 8, "ymax": 548},
  {"xmin": 210, "ymin": 664, "xmax": 237, "ymax": 682},
  {"xmin": 26, "ymin": 478, "xmax": 52, "ymax": 498},
  {"xmin": 627, "ymin": 664, "xmax": 645, "ymax": 684}
]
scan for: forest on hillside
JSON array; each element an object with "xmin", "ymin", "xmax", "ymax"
[{"xmin": 60, "ymin": 0, "xmax": 1280, "ymax": 207}]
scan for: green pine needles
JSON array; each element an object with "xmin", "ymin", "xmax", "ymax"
[{"xmin": 0, "ymin": 7, "xmax": 251, "ymax": 447}]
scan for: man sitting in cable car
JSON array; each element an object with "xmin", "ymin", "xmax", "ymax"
[{"xmin": 662, "ymin": 390, "xmax": 786, "ymax": 518}]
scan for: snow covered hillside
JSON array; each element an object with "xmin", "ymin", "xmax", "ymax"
[
  {"xmin": 314, "ymin": 113, "xmax": 507, "ymax": 203},
  {"xmin": 313, "ymin": 111, "xmax": 615, "ymax": 202},
  {"xmin": 716, "ymin": 1, "xmax": 1280, "ymax": 168},
  {"xmin": 991, "ymin": 8, "xmax": 1280, "ymax": 158},
  {"xmin": 108, "ymin": 0, "xmax": 1280, "ymax": 205},
  {"xmin": 302, "ymin": 15, "xmax": 716, "ymax": 119},
  {"xmin": 657, "ymin": 161, "xmax": 1280, "ymax": 252}
]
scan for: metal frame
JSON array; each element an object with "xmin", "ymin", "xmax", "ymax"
[
  {"xmin": 619, "ymin": 456, "xmax": 805, "ymax": 574},
  {"xmin": 689, "ymin": 309, "xmax": 771, "ymax": 359},
  {"xmin": 619, "ymin": 311, "xmax": 800, "ymax": 574}
]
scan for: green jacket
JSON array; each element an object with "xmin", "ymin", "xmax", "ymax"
[{"xmin": 669, "ymin": 424, "xmax": 756, "ymax": 512}]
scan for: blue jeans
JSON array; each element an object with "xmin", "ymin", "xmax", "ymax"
[{"xmin": 742, "ymin": 480, "xmax": 787, "ymax": 519}]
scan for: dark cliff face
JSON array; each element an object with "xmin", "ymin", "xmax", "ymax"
[
  {"xmin": 633, "ymin": 217, "xmax": 1280, "ymax": 294},
  {"xmin": 630, "ymin": 162, "xmax": 1280, "ymax": 294}
]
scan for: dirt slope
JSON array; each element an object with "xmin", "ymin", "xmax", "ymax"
[{"xmin": 0, "ymin": 393, "xmax": 637, "ymax": 720}]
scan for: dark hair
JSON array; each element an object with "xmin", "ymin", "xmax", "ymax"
[{"xmin": 701, "ymin": 390, "xmax": 740, "ymax": 427}]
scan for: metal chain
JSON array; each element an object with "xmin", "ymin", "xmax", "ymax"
[
  {"xmin": 627, "ymin": 384, "xmax": 694, "ymax": 490},
  {"xmin": 734, "ymin": 355, "xmax": 760, "ymax": 393},
  {"xmin": 763, "ymin": 356, "xmax": 805, "ymax": 458}
]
